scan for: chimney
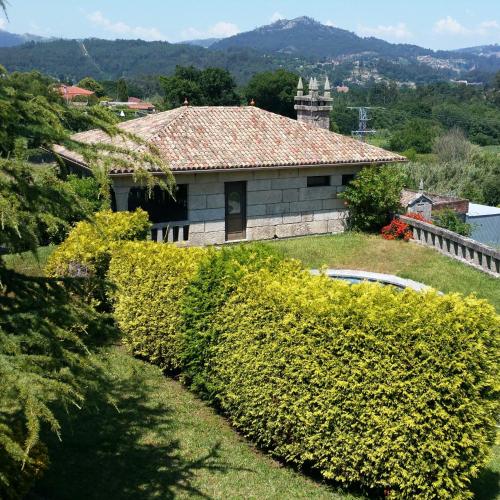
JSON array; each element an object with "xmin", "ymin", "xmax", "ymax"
[{"xmin": 294, "ymin": 76, "xmax": 333, "ymax": 130}]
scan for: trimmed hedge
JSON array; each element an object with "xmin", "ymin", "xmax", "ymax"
[
  {"xmin": 108, "ymin": 242, "xmax": 205, "ymax": 371},
  {"xmin": 46, "ymin": 209, "xmax": 150, "ymax": 278},
  {"xmin": 180, "ymin": 244, "xmax": 289, "ymax": 399},
  {"xmin": 205, "ymin": 265, "xmax": 499, "ymax": 499}
]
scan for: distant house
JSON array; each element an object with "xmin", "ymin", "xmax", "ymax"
[
  {"xmin": 58, "ymin": 85, "xmax": 95, "ymax": 103},
  {"xmin": 101, "ymin": 97, "xmax": 156, "ymax": 114},
  {"xmin": 54, "ymin": 77, "xmax": 405, "ymax": 245},
  {"xmin": 466, "ymin": 204, "xmax": 500, "ymax": 247},
  {"xmin": 401, "ymin": 186, "xmax": 469, "ymax": 220}
]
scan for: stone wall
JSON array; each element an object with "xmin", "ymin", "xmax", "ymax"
[
  {"xmin": 112, "ymin": 164, "xmax": 362, "ymax": 245},
  {"xmin": 400, "ymin": 215, "xmax": 500, "ymax": 277}
]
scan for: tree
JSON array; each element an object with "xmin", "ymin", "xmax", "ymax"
[
  {"xmin": 116, "ymin": 78, "xmax": 128, "ymax": 102},
  {"xmin": 340, "ymin": 164, "xmax": 405, "ymax": 231},
  {"xmin": 244, "ymin": 69, "xmax": 298, "ymax": 117},
  {"xmin": 389, "ymin": 118, "xmax": 440, "ymax": 153},
  {"xmin": 77, "ymin": 77, "xmax": 105, "ymax": 98},
  {"xmin": 432, "ymin": 128, "xmax": 473, "ymax": 164},
  {"xmin": 159, "ymin": 66, "xmax": 239, "ymax": 108}
]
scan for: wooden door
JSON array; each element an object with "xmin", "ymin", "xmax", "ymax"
[{"xmin": 225, "ymin": 181, "xmax": 246, "ymax": 241}]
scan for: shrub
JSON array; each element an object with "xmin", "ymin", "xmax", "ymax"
[
  {"xmin": 108, "ymin": 242, "xmax": 205, "ymax": 371},
  {"xmin": 179, "ymin": 244, "xmax": 288, "ymax": 399},
  {"xmin": 389, "ymin": 118, "xmax": 440, "ymax": 153},
  {"xmin": 46, "ymin": 209, "xmax": 150, "ymax": 278},
  {"xmin": 340, "ymin": 164, "xmax": 405, "ymax": 232},
  {"xmin": 381, "ymin": 218, "xmax": 412, "ymax": 241},
  {"xmin": 207, "ymin": 266, "xmax": 499, "ymax": 499},
  {"xmin": 433, "ymin": 208, "xmax": 472, "ymax": 237}
]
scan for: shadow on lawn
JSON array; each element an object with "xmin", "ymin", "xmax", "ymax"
[{"xmin": 30, "ymin": 355, "xmax": 233, "ymax": 500}]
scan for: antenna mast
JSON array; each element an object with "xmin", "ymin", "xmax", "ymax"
[{"xmin": 347, "ymin": 106, "xmax": 380, "ymax": 142}]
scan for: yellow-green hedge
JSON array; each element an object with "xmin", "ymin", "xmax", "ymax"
[
  {"xmin": 46, "ymin": 209, "xmax": 150, "ymax": 278},
  {"xmin": 206, "ymin": 265, "xmax": 499, "ymax": 499},
  {"xmin": 108, "ymin": 242, "xmax": 205, "ymax": 371}
]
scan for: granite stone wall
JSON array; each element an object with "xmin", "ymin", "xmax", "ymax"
[{"xmin": 112, "ymin": 164, "xmax": 363, "ymax": 246}]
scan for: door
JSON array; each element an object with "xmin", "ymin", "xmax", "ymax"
[{"xmin": 225, "ymin": 181, "xmax": 246, "ymax": 241}]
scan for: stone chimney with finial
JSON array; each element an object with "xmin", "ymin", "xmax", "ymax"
[{"xmin": 294, "ymin": 76, "xmax": 333, "ymax": 130}]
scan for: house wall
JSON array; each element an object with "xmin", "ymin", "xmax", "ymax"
[{"xmin": 112, "ymin": 164, "xmax": 363, "ymax": 246}]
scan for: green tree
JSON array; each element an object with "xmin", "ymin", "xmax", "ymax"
[
  {"xmin": 77, "ymin": 77, "xmax": 105, "ymax": 98},
  {"xmin": 340, "ymin": 164, "xmax": 405, "ymax": 231},
  {"xmin": 244, "ymin": 69, "xmax": 298, "ymax": 117},
  {"xmin": 159, "ymin": 66, "xmax": 239, "ymax": 108},
  {"xmin": 116, "ymin": 78, "xmax": 128, "ymax": 102},
  {"xmin": 389, "ymin": 118, "xmax": 440, "ymax": 153}
]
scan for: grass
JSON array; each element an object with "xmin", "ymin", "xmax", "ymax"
[
  {"xmin": 265, "ymin": 232, "xmax": 500, "ymax": 311},
  {"xmin": 31, "ymin": 347, "xmax": 353, "ymax": 500},
  {"xmin": 3, "ymin": 245, "xmax": 55, "ymax": 276}
]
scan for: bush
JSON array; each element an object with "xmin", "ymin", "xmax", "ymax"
[
  {"xmin": 340, "ymin": 164, "xmax": 405, "ymax": 232},
  {"xmin": 389, "ymin": 119, "xmax": 440, "ymax": 153},
  {"xmin": 108, "ymin": 242, "xmax": 205, "ymax": 371},
  {"xmin": 381, "ymin": 218, "xmax": 412, "ymax": 241},
  {"xmin": 65, "ymin": 174, "xmax": 105, "ymax": 214},
  {"xmin": 179, "ymin": 244, "xmax": 287, "ymax": 399},
  {"xmin": 206, "ymin": 266, "xmax": 499, "ymax": 499},
  {"xmin": 46, "ymin": 209, "xmax": 150, "ymax": 279},
  {"xmin": 433, "ymin": 209, "xmax": 472, "ymax": 237}
]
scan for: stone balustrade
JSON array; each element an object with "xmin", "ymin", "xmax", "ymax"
[
  {"xmin": 151, "ymin": 221, "xmax": 190, "ymax": 243},
  {"xmin": 399, "ymin": 215, "xmax": 500, "ymax": 277}
]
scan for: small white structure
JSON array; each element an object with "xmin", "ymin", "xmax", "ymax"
[{"xmin": 467, "ymin": 203, "xmax": 500, "ymax": 247}]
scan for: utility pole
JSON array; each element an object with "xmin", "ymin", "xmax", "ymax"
[{"xmin": 347, "ymin": 106, "xmax": 381, "ymax": 142}]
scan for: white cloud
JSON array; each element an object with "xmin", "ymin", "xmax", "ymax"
[
  {"xmin": 358, "ymin": 22, "xmax": 412, "ymax": 40},
  {"xmin": 87, "ymin": 10, "xmax": 166, "ymax": 41},
  {"xmin": 433, "ymin": 16, "xmax": 500, "ymax": 36},
  {"xmin": 324, "ymin": 20, "xmax": 336, "ymax": 27},
  {"xmin": 180, "ymin": 21, "xmax": 239, "ymax": 40},
  {"xmin": 433, "ymin": 16, "xmax": 469, "ymax": 35},
  {"xmin": 270, "ymin": 12, "xmax": 285, "ymax": 23},
  {"xmin": 0, "ymin": 17, "xmax": 7, "ymax": 30}
]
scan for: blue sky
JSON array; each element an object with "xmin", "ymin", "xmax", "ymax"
[{"xmin": 1, "ymin": 0, "xmax": 499, "ymax": 50}]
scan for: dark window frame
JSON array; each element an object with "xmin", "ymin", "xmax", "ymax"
[
  {"xmin": 307, "ymin": 175, "xmax": 330, "ymax": 187},
  {"xmin": 342, "ymin": 174, "xmax": 356, "ymax": 186}
]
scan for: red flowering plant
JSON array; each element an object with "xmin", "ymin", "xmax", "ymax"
[
  {"xmin": 381, "ymin": 218, "xmax": 413, "ymax": 241},
  {"xmin": 405, "ymin": 212, "xmax": 432, "ymax": 224}
]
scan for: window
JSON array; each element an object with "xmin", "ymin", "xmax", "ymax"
[
  {"xmin": 307, "ymin": 175, "xmax": 330, "ymax": 187},
  {"xmin": 127, "ymin": 184, "xmax": 188, "ymax": 223},
  {"xmin": 342, "ymin": 174, "xmax": 356, "ymax": 186}
]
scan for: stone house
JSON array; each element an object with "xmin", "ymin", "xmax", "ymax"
[{"xmin": 54, "ymin": 79, "xmax": 405, "ymax": 245}]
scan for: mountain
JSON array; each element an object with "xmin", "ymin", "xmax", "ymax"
[
  {"xmin": 182, "ymin": 38, "xmax": 221, "ymax": 48},
  {"xmin": 455, "ymin": 44, "xmax": 500, "ymax": 58},
  {"xmin": 0, "ymin": 17, "xmax": 498, "ymax": 86},
  {"xmin": 0, "ymin": 30, "xmax": 47, "ymax": 47},
  {"xmin": 211, "ymin": 16, "xmax": 431, "ymax": 59}
]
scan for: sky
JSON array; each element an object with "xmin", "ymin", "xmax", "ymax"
[{"xmin": 1, "ymin": 0, "xmax": 499, "ymax": 50}]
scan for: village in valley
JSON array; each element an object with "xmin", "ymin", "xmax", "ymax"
[{"xmin": 0, "ymin": 1, "xmax": 499, "ymax": 499}]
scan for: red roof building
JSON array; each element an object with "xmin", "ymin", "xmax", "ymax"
[{"xmin": 58, "ymin": 85, "xmax": 95, "ymax": 102}]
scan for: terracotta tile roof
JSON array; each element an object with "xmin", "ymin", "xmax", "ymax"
[
  {"xmin": 58, "ymin": 85, "xmax": 95, "ymax": 100},
  {"xmin": 54, "ymin": 106, "xmax": 406, "ymax": 173}
]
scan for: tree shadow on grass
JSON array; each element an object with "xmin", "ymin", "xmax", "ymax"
[
  {"xmin": 30, "ymin": 354, "xmax": 236, "ymax": 500},
  {"xmin": 470, "ymin": 463, "xmax": 500, "ymax": 500}
]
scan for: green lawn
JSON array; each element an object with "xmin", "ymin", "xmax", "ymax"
[
  {"xmin": 265, "ymin": 232, "xmax": 500, "ymax": 311},
  {"xmin": 3, "ymin": 245, "xmax": 55, "ymax": 276},
  {"xmin": 32, "ymin": 348, "xmax": 352, "ymax": 500}
]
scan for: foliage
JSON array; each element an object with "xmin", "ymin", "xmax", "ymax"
[
  {"xmin": 404, "ymin": 149, "xmax": 500, "ymax": 206},
  {"xmin": 0, "ymin": 159, "xmax": 92, "ymax": 253},
  {"xmin": 160, "ymin": 66, "xmax": 239, "ymax": 108},
  {"xmin": 244, "ymin": 69, "xmax": 298, "ymax": 117},
  {"xmin": 340, "ymin": 164, "xmax": 405, "ymax": 232},
  {"xmin": 108, "ymin": 242, "xmax": 205, "ymax": 371},
  {"xmin": 116, "ymin": 78, "xmax": 128, "ymax": 102},
  {"xmin": 206, "ymin": 265, "xmax": 499, "ymax": 499},
  {"xmin": 389, "ymin": 118, "xmax": 441, "ymax": 153},
  {"xmin": 77, "ymin": 77, "xmax": 105, "ymax": 98},
  {"xmin": 381, "ymin": 218, "xmax": 412, "ymax": 241},
  {"xmin": 45, "ymin": 210, "xmax": 150, "ymax": 279},
  {"xmin": 180, "ymin": 244, "xmax": 286, "ymax": 400},
  {"xmin": 65, "ymin": 174, "xmax": 106, "ymax": 214},
  {"xmin": 433, "ymin": 208, "xmax": 472, "ymax": 237},
  {"xmin": 0, "ymin": 267, "xmax": 115, "ymax": 498},
  {"xmin": 432, "ymin": 128, "xmax": 473, "ymax": 164}
]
